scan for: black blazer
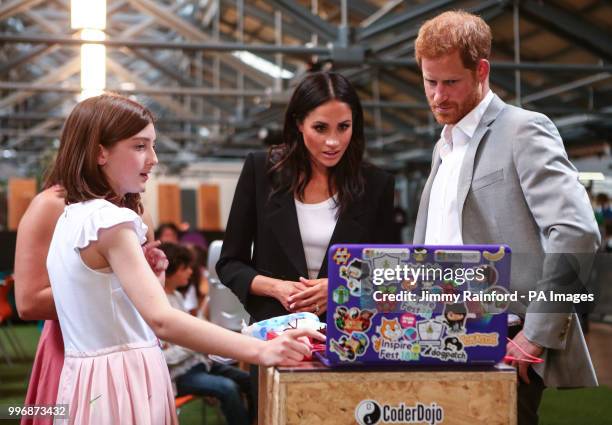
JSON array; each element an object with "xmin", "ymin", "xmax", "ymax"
[{"xmin": 216, "ymin": 151, "xmax": 397, "ymax": 322}]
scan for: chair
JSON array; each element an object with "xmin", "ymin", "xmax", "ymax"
[
  {"xmin": 206, "ymin": 241, "xmax": 250, "ymax": 332},
  {"xmin": 175, "ymin": 394, "xmax": 223, "ymax": 424},
  {"xmin": 0, "ymin": 275, "xmax": 28, "ymax": 363}
]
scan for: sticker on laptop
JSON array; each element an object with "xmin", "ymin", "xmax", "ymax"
[
  {"xmin": 458, "ymin": 332, "xmax": 500, "ymax": 347},
  {"xmin": 442, "ymin": 302, "xmax": 468, "ymax": 333},
  {"xmin": 332, "ymin": 247, "xmax": 351, "ymax": 265},
  {"xmin": 374, "ymin": 284, "xmax": 399, "ymax": 312},
  {"xmin": 434, "ymin": 249, "xmax": 481, "ymax": 263},
  {"xmin": 413, "ymin": 248, "xmax": 428, "ymax": 262},
  {"xmin": 334, "ymin": 306, "xmax": 376, "ymax": 335},
  {"xmin": 329, "ymin": 332, "xmax": 369, "ymax": 362},
  {"xmin": 372, "ymin": 317, "xmax": 420, "ymax": 361},
  {"xmin": 339, "ymin": 258, "xmax": 370, "ymax": 297},
  {"xmin": 332, "ymin": 285, "xmax": 350, "ymax": 305},
  {"xmin": 363, "ymin": 247, "xmax": 410, "ymax": 261},
  {"xmin": 420, "ymin": 336, "xmax": 468, "ymax": 363},
  {"xmin": 482, "ymin": 246, "xmax": 506, "ymax": 262}
]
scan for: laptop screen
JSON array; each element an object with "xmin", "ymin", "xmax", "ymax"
[{"xmin": 324, "ymin": 244, "xmax": 510, "ymax": 367}]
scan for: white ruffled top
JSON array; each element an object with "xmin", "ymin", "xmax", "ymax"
[{"xmin": 47, "ymin": 199, "xmax": 157, "ymax": 357}]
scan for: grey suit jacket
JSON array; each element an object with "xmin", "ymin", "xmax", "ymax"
[{"xmin": 414, "ymin": 95, "xmax": 600, "ymax": 388}]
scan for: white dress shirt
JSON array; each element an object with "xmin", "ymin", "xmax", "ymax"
[{"xmin": 425, "ymin": 90, "xmax": 494, "ymax": 245}]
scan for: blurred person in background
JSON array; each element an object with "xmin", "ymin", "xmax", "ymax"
[
  {"xmin": 160, "ymin": 242, "xmax": 252, "ymax": 425},
  {"xmin": 155, "ymin": 222, "xmax": 181, "ymax": 244}
]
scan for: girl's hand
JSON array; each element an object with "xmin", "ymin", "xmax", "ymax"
[
  {"xmin": 288, "ymin": 278, "xmax": 328, "ymax": 315},
  {"xmin": 257, "ymin": 328, "xmax": 325, "ymax": 366},
  {"xmin": 143, "ymin": 240, "xmax": 169, "ymax": 275}
]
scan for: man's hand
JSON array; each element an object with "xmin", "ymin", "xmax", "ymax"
[
  {"xmin": 288, "ymin": 277, "xmax": 328, "ymax": 315},
  {"xmin": 505, "ymin": 330, "xmax": 544, "ymax": 384}
]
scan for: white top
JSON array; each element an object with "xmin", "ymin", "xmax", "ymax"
[
  {"xmin": 295, "ymin": 197, "xmax": 338, "ymax": 279},
  {"xmin": 47, "ymin": 199, "xmax": 157, "ymax": 357},
  {"xmin": 162, "ymin": 291, "xmax": 210, "ymax": 383},
  {"xmin": 425, "ymin": 90, "xmax": 494, "ymax": 245},
  {"xmin": 182, "ymin": 283, "xmax": 198, "ymax": 311}
]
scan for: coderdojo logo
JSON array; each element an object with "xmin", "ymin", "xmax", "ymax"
[
  {"xmin": 355, "ymin": 400, "xmax": 444, "ymax": 425},
  {"xmin": 355, "ymin": 400, "xmax": 382, "ymax": 425}
]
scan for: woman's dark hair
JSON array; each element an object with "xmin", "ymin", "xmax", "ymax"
[
  {"xmin": 159, "ymin": 242, "xmax": 194, "ymax": 277},
  {"xmin": 44, "ymin": 93, "xmax": 154, "ymax": 213},
  {"xmin": 268, "ymin": 71, "xmax": 365, "ymax": 215}
]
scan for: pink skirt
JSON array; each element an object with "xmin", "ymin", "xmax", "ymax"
[
  {"xmin": 22, "ymin": 320, "xmax": 64, "ymax": 425},
  {"xmin": 55, "ymin": 341, "xmax": 177, "ymax": 425}
]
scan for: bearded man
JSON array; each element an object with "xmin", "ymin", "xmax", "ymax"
[{"xmin": 412, "ymin": 10, "xmax": 600, "ymax": 425}]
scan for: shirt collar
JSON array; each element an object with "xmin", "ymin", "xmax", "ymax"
[{"xmin": 440, "ymin": 90, "xmax": 494, "ymax": 151}]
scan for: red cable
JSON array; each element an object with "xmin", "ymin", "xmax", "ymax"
[{"xmin": 503, "ymin": 337, "xmax": 544, "ymax": 364}]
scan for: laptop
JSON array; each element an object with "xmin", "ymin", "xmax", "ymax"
[{"xmin": 317, "ymin": 244, "xmax": 511, "ymax": 367}]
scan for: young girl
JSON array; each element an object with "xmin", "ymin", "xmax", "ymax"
[
  {"xmin": 45, "ymin": 94, "xmax": 322, "ymax": 424},
  {"xmin": 15, "ymin": 170, "xmax": 166, "ymax": 425}
]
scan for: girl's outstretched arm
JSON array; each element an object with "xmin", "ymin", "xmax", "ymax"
[{"xmin": 95, "ymin": 223, "xmax": 324, "ymax": 366}]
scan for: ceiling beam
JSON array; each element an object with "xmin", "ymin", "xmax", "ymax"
[
  {"xmin": 0, "ymin": 0, "xmax": 46, "ymax": 21},
  {"xmin": 0, "ymin": 33, "xmax": 328, "ymax": 55},
  {"xmin": 0, "ymin": 56, "xmax": 79, "ymax": 111},
  {"xmin": 126, "ymin": 0, "xmax": 274, "ymax": 87},
  {"xmin": 356, "ymin": 0, "xmax": 455, "ymax": 42},
  {"xmin": 520, "ymin": 0, "xmax": 612, "ymax": 62},
  {"xmin": 266, "ymin": 0, "xmax": 338, "ymax": 41},
  {"xmin": 0, "ymin": 80, "xmax": 270, "ymax": 97},
  {"xmin": 6, "ymin": 117, "xmax": 62, "ymax": 148}
]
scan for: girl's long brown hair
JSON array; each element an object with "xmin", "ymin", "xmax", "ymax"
[{"xmin": 44, "ymin": 93, "xmax": 154, "ymax": 213}]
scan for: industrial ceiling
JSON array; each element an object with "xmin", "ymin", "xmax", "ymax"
[{"xmin": 1, "ymin": 0, "xmax": 611, "ymax": 176}]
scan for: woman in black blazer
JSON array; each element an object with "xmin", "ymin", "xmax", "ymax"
[{"xmin": 217, "ymin": 72, "xmax": 397, "ymax": 324}]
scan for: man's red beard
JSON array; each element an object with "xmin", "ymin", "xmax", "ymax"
[{"xmin": 429, "ymin": 81, "xmax": 482, "ymax": 125}]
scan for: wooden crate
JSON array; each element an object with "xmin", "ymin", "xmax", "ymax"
[{"xmin": 259, "ymin": 362, "xmax": 516, "ymax": 425}]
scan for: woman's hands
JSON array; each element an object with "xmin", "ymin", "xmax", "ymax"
[
  {"xmin": 272, "ymin": 280, "xmax": 308, "ymax": 311},
  {"xmin": 253, "ymin": 275, "xmax": 328, "ymax": 315},
  {"xmin": 288, "ymin": 277, "xmax": 328, "ymax": 315},
  {"xmin": 256, "ymin": 328, "xmax": 326, "ymax": 366}
]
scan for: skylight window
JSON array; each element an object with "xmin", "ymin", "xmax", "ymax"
[{"xmin": 232, "ymin": 51, "xmax": 294, "ymax": 79}]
